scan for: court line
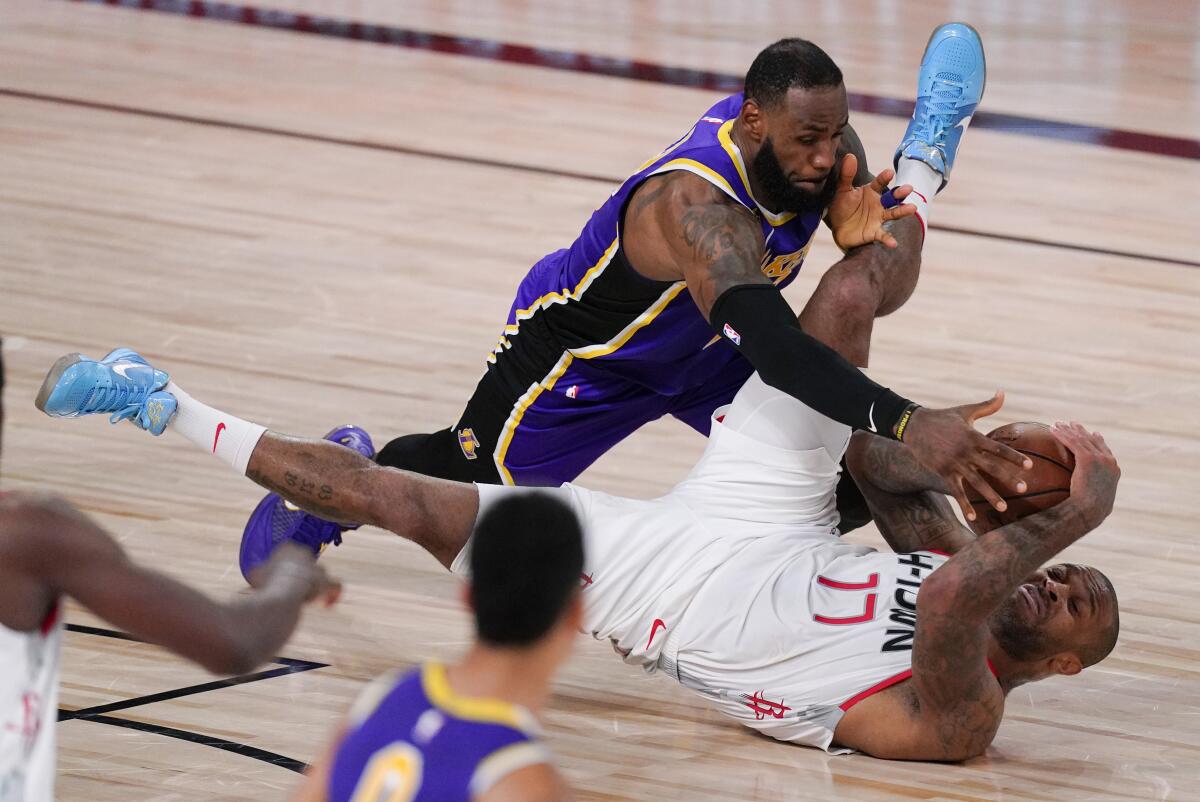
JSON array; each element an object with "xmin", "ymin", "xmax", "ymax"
[
  {"xmin": 73, "ymin": 714, "xmax": 307, "ymax": 772},
  {"xmin": 58, "ymin": 622, "xmax": 323, "ymax": 772},
  {"xmin": 58, "ymin": 663, "xmax": 327, "ymax": 720},
  {"xmin": 4, "ymin": 88, "xmax": 1195, "ymax": 270},
  {"xmin": 60, "ymin": 0, "xmax": 1200, "ymax": 161}
]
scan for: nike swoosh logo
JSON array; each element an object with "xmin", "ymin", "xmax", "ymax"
[
  {"xmin": 867, "ymin": 402, "xmax": 878, "ymax": 433},
  {"xmin": 112, "ymin": 363, "xmax": 137, "ymax": 379},
  {"xmin": 212, "ymin": 422, "xmax": 227, "ymax": 453},
  {"xmin": 646, "ymin": 618, "xmax": 667, "ymax": 649}
]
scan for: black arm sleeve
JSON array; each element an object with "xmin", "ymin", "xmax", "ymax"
[{"xmin": 709, "ymin": 284, "xmax": 913, "ymax": 436}]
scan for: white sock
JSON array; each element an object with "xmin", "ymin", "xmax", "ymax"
[
  {"xmin": 893, "ymin": 158, "xmax": 941, "ymax": 235},
  {"xmin": 165, "ymin": 381, "xmax": 267, "ymax": 476}
]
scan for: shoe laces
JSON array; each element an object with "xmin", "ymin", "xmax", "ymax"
[
  {"xmin": 292, "ymin": 512, "xmax": 345, "ymax": 551},
  {"xmin": 923, "ymin": 71, "xmax": 965, "ymax": 140},
  {"xmin": 81, "ymin": 378, "xmax": 149, "ymax": 416}
]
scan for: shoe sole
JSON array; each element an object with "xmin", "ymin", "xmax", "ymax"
[{"xmin": 34, "ymin": 353, "xmax": 85, "ymax": 414}]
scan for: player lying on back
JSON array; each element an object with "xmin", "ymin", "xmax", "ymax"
[
  {"xmin": 290, "ymin": 492, "xmax": 581, "ymax": 802},
  {"xmin": 35, "ymin": 340, "xmax": 1120, "ymax": 760},
  {"xmin": 0, "ymin": 339, "xmax": 339, "ymax": 801}
]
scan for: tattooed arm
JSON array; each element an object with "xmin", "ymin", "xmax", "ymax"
[
  {"xmin": 245, "ymin": 433, "xmax": 480, "ymax": 569},
  {"xmin": 845, "ymin": 432, "xmax": 975, "ymax": 555},
  {"xmin": 620, "ymin": 172, "xmax": 923, "ymax": 437},
  {"xmin": 894, "ymin": 425, "xmax": 1118, "ymax": 760},
  {"xmin": 622, "ymin": 171, "xmax": 769, "ymax": 310}
]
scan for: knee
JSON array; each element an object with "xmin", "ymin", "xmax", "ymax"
[
  {"xmin": 376, "ymin": 429, "xmax": 499, "ymax": 483},
  {"xmin": 817, "ymin": 264, "xmax": 884, "ymax": 321}
]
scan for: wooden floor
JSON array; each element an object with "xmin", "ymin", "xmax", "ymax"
[{"xmin": 2, "ymin": 0, "xmax": 1199, "ymax": 799}]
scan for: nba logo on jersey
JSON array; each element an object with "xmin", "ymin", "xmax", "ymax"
[
  {"xmin": 457, "ymin": 428, "xmax": 481, "ymax": 460},
  {"xmin": 722, "ymin": 323, "xmax": 741, "ymax": 345}
]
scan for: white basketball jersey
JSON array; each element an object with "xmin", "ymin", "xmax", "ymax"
[
  {"xmin": 0, "ymin": 604, "xmax": 62, "ymax": 802},
  {"xmin": 658, "ymin": 538, "xmax": 950, "ymax": 753}
]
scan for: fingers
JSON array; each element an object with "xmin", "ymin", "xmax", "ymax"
[
  {"xmin": 963, "ymin": 390, "xmax": 1005, "ymax": 423},
  {"xmin": 1053, "ymin": 421, "xmax": 1109, "ymax": 458},
  {"xmin": 971, "ymin": 448, "xmax": 1029, "ymax": 494},
  {"xmin": 838, "ymin": 153, "xmax": 857, "ymax": 192},
  {"xmin": 948, "ymin": 477, "xmax": 977, "ymax": 522},
  {"xmin": 962, "ymin": 468, "xmax": 1009, "ymax": 516},
  {"xmin": 320, "ymin": 580, "xmax": 343, "ymax": 608},
  {"xmin": 882, "ymin": 203, "xmax": 918, "ymax": 221},
  {"xmin": 980, "ymin": 435, "xmax": 1033, "ymax": 472},
  {"xmin": 868, "ymin": 169, "xmax": 895, "ymax": 194}
]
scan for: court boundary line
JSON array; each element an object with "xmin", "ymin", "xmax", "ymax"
[
  {"xmin": 4, "ymin": 88, "xmax": 1196, "ymax": 270},
  {"xmin": 58, "ymin": 623, "xmax": 320, "ymax": 773},
  {"xmin": 74, "ymin": 714, "xmax": 307, "ymax": 772},
  {"xmin": 57, "ymin": 0, "xmax": 1200, "ymax": 162}
]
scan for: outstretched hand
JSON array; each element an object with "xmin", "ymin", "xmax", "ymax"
[
  {"xmin": 826, "ymin": 152, "xmax": 918, "ymax": 251},
  {"xmin": 902, "ymin": 391, "xmax": 1033, "ymax": 522}
]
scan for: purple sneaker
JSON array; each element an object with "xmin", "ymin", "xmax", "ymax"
[{"xmin": 238, "ymin": 425, "xmax": 374, "ymax": 581}]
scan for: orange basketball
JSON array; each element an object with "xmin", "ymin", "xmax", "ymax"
[{"xmin": 968, "ymin": 422, "xmax": 1075, "ymax": 530}]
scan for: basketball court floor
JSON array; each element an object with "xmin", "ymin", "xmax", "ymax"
[{"xmin": 1, "ymin": 0, "xmax": 1198, "ymax": 799}]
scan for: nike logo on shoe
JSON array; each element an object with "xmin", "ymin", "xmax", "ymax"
[
  {"xmin": 867, "ymin": 402, "xmax": 878, "ymax": 433},
  {"xmin": 112, "ymin": 363, "xmax": 138, "ymax": 379},
  {"xmin": 212, "ymin": 422, "xmax": 227, "ymax": 453}
]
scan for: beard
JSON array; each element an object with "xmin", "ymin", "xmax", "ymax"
[
  {"xmin": 751, "ymin": 137, "xmax": 840, "ymax": 216},
  {"xmin": 988, "ymin": 593, "xmax": 1055, "ymax": 662}
]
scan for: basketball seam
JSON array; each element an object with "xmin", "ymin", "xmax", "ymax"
[
  {"xmin": 1013, "ymin": 447, "xmax": 1073, "ymax": 473},
  {"xmin": 965, "ymin": 488, "xmax": 1070, "ymax": 505}
]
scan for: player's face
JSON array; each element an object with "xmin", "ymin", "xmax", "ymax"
[
  {"xmin": 751, "ymin": 84, "xmax": 848, "ymax": 215},
  {"xmin": 988, "ymin": 563, "xmax": 1116, "ymax": 664}
]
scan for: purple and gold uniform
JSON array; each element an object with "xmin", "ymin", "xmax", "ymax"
[
  {"xmin": 329, "ymin": 663, "xmax": 548, "ymax": 802},
  {"xmin": 453, "ymin": 93, "xmax": 823, "ymax": 485}
]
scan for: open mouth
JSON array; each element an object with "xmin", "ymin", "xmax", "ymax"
[{"xmin": 1019, "ymin": 585, "xmax": 1043, "ymax": 620}]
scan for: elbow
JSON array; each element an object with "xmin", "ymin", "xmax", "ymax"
[
  {"xmin": 844, "ymin": 432, "xmax": 873, "ymax": 482},
  {"xmin": 914, "ymin": 572, "xmax": 961, "ymax": 616}
]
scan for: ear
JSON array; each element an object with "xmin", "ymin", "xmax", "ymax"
[
  {"xmin": 1049, "ymin": 653, "xmax": 1083, "ymax": 677},
  {"xmin": 740, "ymin": 98, "xmax": 767, "ymax": 144},
  {"xmin": 460, "ymin": 581, "xmax": 475, "ymax": 613}
]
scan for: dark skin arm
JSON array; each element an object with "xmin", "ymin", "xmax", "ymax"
[
  {"xmin": 0, "ymin": 492, "xmax": 338, "ymax": 675},
  {"xmin": 844, "ymin": 431, "xmax": 975, "ymax": 555},
  {"xmin": 245, "ymin": 433, "xmax": 480, "ymax": 569},
  {"xmin": 836, "ymin": 424, "xmax": 1120, "ymax": 760},
  {"xmin": 621, "ymin": 147, "xmax": 1030, "ymax": 523}
]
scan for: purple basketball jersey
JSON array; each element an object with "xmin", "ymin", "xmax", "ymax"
[
  {"xmin": 488, "ymin": 92, "xmax": 823, "ymax": 397},
  {"xmin": 328, "ymin": 663, "xmax": 547, "ymax": 802}
]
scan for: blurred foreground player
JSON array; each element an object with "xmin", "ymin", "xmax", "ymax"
[
  {"xmin": 35, "ymin": 283, "xmax": 1121, "ymax": 761},
  {"xmin": 291, "ymin": 493, "xmax": 581, "ymax": 802},
  {"xmin": 241, "ymin": 24, "xmax": 1037, "ymax": 572},
  {"xmin": 0, "ymin": 339, "xmax": 339, "ymax": 802}
]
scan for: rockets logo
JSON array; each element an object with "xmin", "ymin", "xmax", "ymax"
[
  {"xmin": 457, "ymin": 428, "xmax": 481, "ymax": 460},
  {"xmin": 743, "ymin": 691, "xmax": 791, "ymax": 721}
]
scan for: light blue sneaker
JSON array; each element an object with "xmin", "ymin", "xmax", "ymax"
[
  {"xmin": 35, "ymin": 348, "xmax": 177, "ymax": 435},
  {"xmin": 894, "ymin": 23, "xmax": 986, "ymax": 190}
]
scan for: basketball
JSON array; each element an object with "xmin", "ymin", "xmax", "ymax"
[{"xmin": 968, "ymin": 422, "xmax": 1075, "ymax": 529}]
